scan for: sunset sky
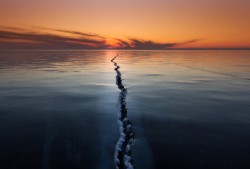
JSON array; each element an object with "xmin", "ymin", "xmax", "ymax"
[{"xmin": 1, "ymin": 0, "xmax": 250, "ymax": 49}]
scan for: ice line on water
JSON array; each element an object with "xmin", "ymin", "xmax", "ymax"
[
  {"xmin": 173, "ymin": 63, "xmax": 250, "ymax": 81},
  {"xmin": 111, "ymin": 52, "xmax": 135, "ymax": 169}
]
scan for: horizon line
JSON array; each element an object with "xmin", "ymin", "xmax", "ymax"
[{"xmin": 1, "ymin": 48, "xmax": 250, "ymax": 51}]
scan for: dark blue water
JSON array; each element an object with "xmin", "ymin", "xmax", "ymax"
[{"xmin": 0, "ymin": 50, "xmax": 250, "ymax": 169}]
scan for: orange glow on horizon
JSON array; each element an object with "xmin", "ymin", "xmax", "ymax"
[{"xmin": 0, "ymin": 0, "xmax": 250, "ymax": 49}]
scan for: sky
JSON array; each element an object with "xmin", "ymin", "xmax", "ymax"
[{"xmin": 0, "ymin": 0, "xmax": 250, "ymax": 49}]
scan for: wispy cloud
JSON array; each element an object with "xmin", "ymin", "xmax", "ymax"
[
  {"xmin": 30, "ymin": 26, "xmax": 106, "ymax": 40},
  {"xmin": 0, "ymin": 26, "xmax": 202, "ymax": 49},
  {"xmin": 0, "ymin": 26, "xmax": 107, "ymax": 49},
  {"xmin": 115, "ymin": 38, "xmax": 177, "ymax": 49}
]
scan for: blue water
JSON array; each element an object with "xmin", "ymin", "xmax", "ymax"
[{"xmin": 0, "ymin": 50, "xmax": 250, "ymax": 169}]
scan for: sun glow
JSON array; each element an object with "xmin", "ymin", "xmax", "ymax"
[{"xmin": 0, "ymin": 0, "xmax": 250, "ymax": 49}]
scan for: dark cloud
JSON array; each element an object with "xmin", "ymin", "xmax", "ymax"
[
  {"xmin": 0, "ymin": 26, "xmax": 203, "ymax": 50},
  {"xmin": 180, "ymin": 39, "xmax": 204, "ymax": 45},
  {"xmin": 115, "ymin": 38, "xmax": 176, "ymax": 50},
  {"xmin": 115, "ymin": 38, "xmax": 131, "ymax": 48},
  {"xmin": 0, "ymin": 28, "xmax": 107, "ymax": 49},
  {"xmin": 53, "ymin": 29, "xmax": 105, "ymax": 40},
  {"xmin": 31, "ymin": 26, "xmax": 106, "ymax": 40},
  {"xmin": 184, "ymin": 39, "xmax": 202, "ymax": 44},
  {"xmin": 114, "ymin": 38, "xmax": 203, "ymax": 50},
  {"xmin": 130, "ymin": 38, "xmax": 176, "ymax": 49}
]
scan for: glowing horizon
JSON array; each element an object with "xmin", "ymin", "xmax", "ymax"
[{"xmin": 1, "ymin": 0, "xmax": 250, "ymax": 49}]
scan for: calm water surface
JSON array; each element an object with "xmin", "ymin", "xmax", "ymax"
[{"xmin": 0, "ymin": 50, "xmax": 250, "ymax": 169}]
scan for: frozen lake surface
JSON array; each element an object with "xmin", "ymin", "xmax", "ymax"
[{"xmin": 0, "ymin": 50, "xmax": 250, "ymax": 169}]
